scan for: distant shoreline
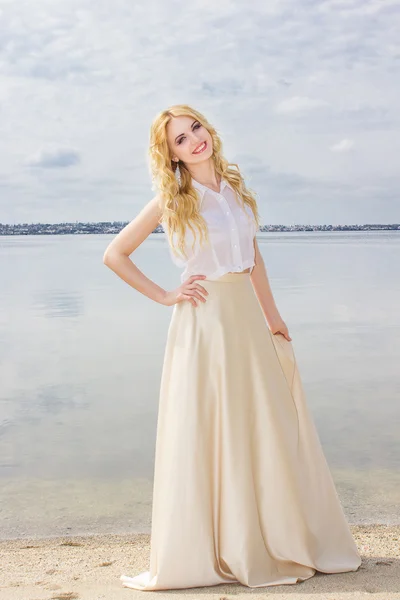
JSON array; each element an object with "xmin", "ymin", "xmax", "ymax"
[{"xmin": 1, "ymin": 223, "xmax": 399, "ymax": 235}]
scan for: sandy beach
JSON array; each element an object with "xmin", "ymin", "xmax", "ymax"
[{"xmin": 1, "ymin": 524, "xmax": 399, "ymax": 600}]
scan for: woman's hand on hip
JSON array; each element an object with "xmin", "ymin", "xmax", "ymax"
[{"xmin": 161, "ymin": 274, "xmax": 209, "ymax": 308}]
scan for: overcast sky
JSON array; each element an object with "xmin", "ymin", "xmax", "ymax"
[{"xmin": 1, "ymin": 0, "xmax": 399, "ymax": 225}]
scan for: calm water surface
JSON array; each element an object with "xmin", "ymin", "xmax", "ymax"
[{"xmin": 0, "ymin": 231, "xmax": 399, "ymax": 539}]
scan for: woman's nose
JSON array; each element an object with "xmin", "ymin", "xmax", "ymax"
[
  {"xmin": 188, "ymin": 131, "xmax": 201, "ymax": 143},
  {"xmin": 189, "ymin": 134, "xmax": 202, "ymax": 150}
]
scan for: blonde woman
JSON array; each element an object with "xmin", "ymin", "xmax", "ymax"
[{"xmin": 103, "ymin": 104, "xmax": 361, "ymax": 591}]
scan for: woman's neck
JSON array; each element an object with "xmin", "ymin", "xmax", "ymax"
[{"xmin": 187, "ymin": 159, "xmax": 221, "ymax": 192}]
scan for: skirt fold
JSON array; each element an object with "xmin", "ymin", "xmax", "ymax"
[{"xmin": 121, "ymin": 272, "xmax": 361, "ymax": 591}]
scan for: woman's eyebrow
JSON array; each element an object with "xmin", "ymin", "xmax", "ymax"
[{"xmin": 175, "ymin": 120, "xmax": 198, "ymax": 143}]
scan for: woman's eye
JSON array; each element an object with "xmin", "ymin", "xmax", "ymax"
[{"xmin": 177, "ymin": 123, "xmax": 201, "ymax": 144}]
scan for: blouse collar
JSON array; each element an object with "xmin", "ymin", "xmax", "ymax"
[{"xmin": 191, "ymin": 176, "xmax": 231, "ymax": 197}]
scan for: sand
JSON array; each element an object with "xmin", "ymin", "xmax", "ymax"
[{"xmin": 1, "ymin": 525, "xmax": 399, "ymax": 600}]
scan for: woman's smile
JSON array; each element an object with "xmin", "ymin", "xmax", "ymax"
[{"xmin": 192, "ymin": 141, "xmax": 207, "ymax": 154}]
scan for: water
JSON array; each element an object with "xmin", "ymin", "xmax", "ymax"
[{"xmin": 0, "ymin": 231, "xmax": 399, "ymax": 539}]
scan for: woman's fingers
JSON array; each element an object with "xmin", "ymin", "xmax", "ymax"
[
  {"xmin": 182, "ymin": 294, "xmax": 198, "ymax": 307},
  {"xmin": 187, "ymin": 282, "xmax": 209, "ymax": 296},
  {"xmin": 181, "ymin": 275, "xmax": 208, "ymax": 307},
  {"xmin": 185, "ymin": 285, "xmax": 208, "ymax": 302},
  {"xmin": 184, "ymin": 288, "xmax": 206, "ymax": 303}
]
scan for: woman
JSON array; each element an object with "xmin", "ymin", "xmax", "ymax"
[{"xmin": 103, "ymin": 104, "xmax": 361, "ymax": 591}]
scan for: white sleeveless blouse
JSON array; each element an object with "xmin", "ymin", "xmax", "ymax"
[{"xmin": 162, "ymin": 177, "xmax": 258, "ymax": 282}]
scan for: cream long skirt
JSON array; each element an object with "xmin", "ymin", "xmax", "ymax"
[{"xmin": 120, "ymin": 272, "xmax": 361, "ymax": 591}]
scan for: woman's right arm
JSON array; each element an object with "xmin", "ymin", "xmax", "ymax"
[
  {"xmin": 102, "ymin": 195, "xmax": 208, "ymax": 307},
  {"xmin": 103, "ymin": 195, "xmax": 170, "ymax": 304}
]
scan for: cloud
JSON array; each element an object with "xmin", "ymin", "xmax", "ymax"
[
  {"xmin": 330, "ymin": 139, "xmax": 355, "ymax": 152},
  {"xmin": 0, "ymin": 0, "xmax": 399, "ymax": 224},
  {"xmin": 24, "ymin": 147, "xmax": 81, "ymax": 169},
  {"xmin": 275, "ymin": 96, "xmax": 330, "ymax": 114}
]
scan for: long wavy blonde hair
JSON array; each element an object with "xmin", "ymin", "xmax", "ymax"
[{"xmin": 149, "ymin": 104, "xmax": 260, "ymax": 259}]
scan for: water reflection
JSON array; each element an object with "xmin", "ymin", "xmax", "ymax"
[
  {"xmin": 32, "ymin": 291, "xmax": 84, "ymax": 319},
  {"xmin": 0, "ymin": 232, "xmax": 399, "ymax": 538}
]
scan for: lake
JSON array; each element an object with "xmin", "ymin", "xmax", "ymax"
[{"xmin": 0, "ymin": 231, "xmax": 399, "ymax": 539}]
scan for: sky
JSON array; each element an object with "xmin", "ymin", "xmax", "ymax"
[{"xmin": 1, "ymin": 0, "xmax": 399, "ymax": 225}]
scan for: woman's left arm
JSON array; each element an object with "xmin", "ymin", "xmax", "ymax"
[{"xmin": 250, "ymin": 238, "xmax": 292, "ymax": 341}]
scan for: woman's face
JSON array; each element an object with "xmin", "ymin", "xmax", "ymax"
[{"xmin": 166, "ymin": 115, "xmax": 213, "ymax": 167}]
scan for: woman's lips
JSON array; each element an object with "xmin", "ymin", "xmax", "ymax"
[{"xmin": 192, "ymin": 141, "xmax": 207, "ymax": 154}]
